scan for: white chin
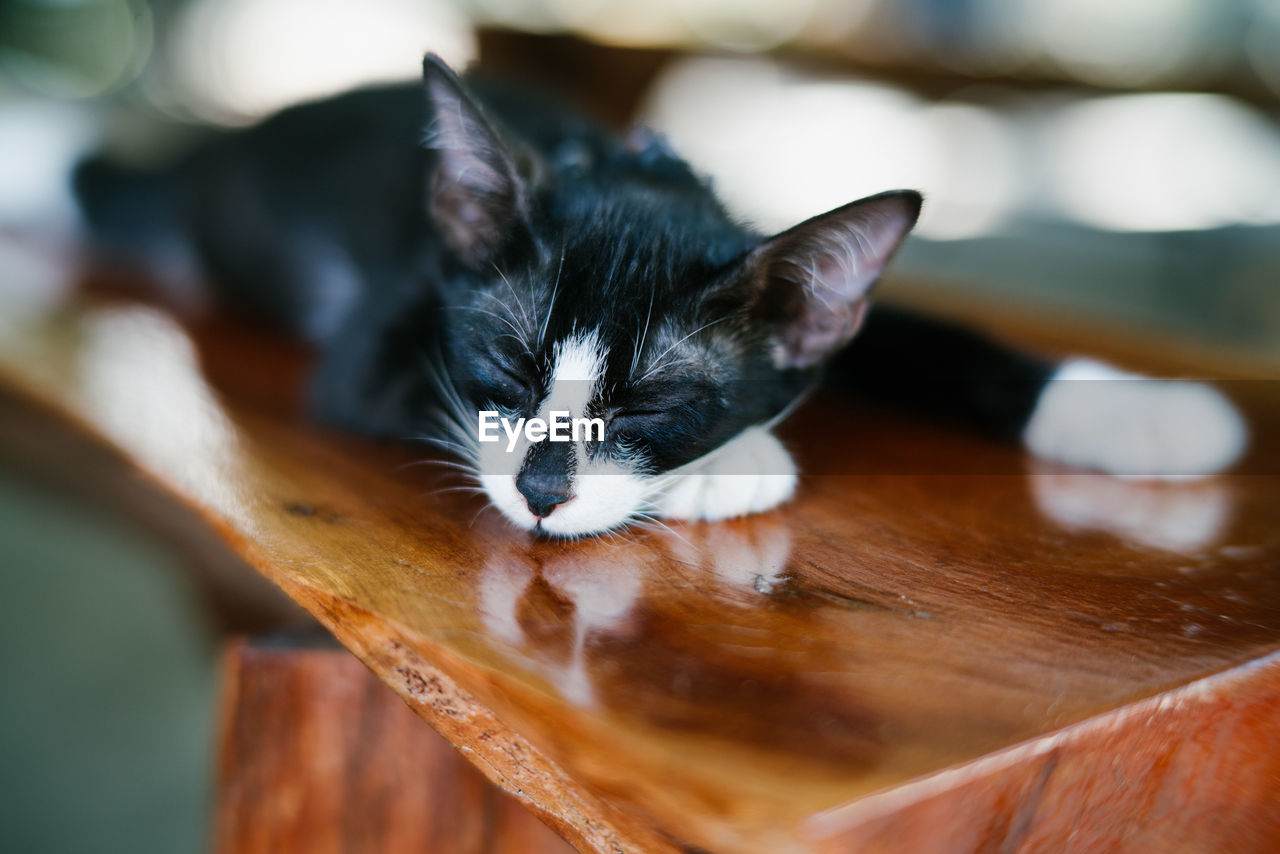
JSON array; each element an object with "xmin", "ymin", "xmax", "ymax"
[
  {"xmin": 479, "ymin": 428, "xmax": 800, "ymax": 537},
  {"xmin": 480, "ymin": 472, "xmax": 651, "ymax": 537}
]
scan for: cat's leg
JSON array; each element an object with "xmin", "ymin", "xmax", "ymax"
[
  {"xmin": 1021, "ymin": 359, "xmax": 1245, "ymax": 480},
  {"xmin": 653, "ymin": 427, "xmax": 798, "ymax": 522},
  {"xmin": 830, "ymin": 306, "xmax": 1247, "ymax": 479}
]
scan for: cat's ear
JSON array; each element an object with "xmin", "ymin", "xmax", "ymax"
[
  {"xmin": 421, "ymin": 54, "xmax": 534, "ymax": 265},
  {"xmin": 747, "ymin": 191, "xmax": 921, "ymax": 369}
]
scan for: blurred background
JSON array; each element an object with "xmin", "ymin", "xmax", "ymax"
[
  {"xmin": 0, "ymin": 1, "xmax": 1277, "ymax": 851},
  {"xmin": 2, "ymin": 0, "xmax": 1279, "ymax": 357}
]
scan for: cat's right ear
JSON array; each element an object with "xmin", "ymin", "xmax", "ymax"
[
  {"xmin": 422, "ymin": 54, "xmax": 532, "ymax": 266},
  {"xmin": 745, "ymin": 190, "xmax": 922, "ymax": 370}
]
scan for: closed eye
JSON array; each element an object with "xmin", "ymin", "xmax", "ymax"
[
  {"xmin": 497, "ymin": 365, "xmax": 527, "ymax": 386},
  {"xmin": 607, "ymin": 408, "xmax": 674, "ymax": 438},
  {"xmin": 471, "ymin": 363, "xmax": 536, "ymax": 412}
]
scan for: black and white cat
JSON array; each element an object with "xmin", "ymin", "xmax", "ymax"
[{"xmin": 74, "ymin": 55, "xmax": 1248, "ymax": 537}]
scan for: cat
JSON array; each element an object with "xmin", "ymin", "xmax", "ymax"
[{"xmin": 73, "ymin": 54, "xmax": 1248, "ymax": 537}]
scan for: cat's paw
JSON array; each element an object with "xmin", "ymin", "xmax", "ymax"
[
  {"xmin": 654, "ymin": 427, "xmax": 797, "ymax": 522},
  {"xmin": 1023, "ymin": 359, "xmax": 1248, "ymax": 480}
]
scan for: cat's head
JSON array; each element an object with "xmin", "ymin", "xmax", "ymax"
[{"xmin": 420, "ymin": 55, "xmax": 920, "ymax": 537}]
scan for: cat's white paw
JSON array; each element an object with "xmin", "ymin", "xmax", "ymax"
[
  {"xmin": 654, "ymin": 427, "xmax": 797, "ymax": 521},
  {"xmin": 1023, "ymin": 358, "xmax": 1248, "ymax": 480}
]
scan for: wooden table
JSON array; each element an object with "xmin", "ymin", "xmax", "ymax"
[{"xmin": 2, "ymin": 252, "xmax": 1277, "ymax": 853}]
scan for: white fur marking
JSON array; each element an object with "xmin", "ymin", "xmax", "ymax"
[
  {"xmin": 483, "ymin": 330, "xmax": 657, "ymax": 536},
  {"xmin": 1023, "ymin": 358, "xmax": 1248, "ymax": 480},
  {"xmin": 481, "ymin": 333, "xmax": 800, "ymax": 536},
  {"xmin": 1029, "ymin": 466, "xmax": 1232, "ymax": 552},
  {"xmin": 654, "ymin": 427, "xmax": 798, "ymax": 522}
]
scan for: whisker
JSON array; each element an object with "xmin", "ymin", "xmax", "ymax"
[
  {"xmin": 632, "ymin": 513, "xmax": 693, "ymax": 549},
  {"xmin": 540, "ymin": 243, "xmax": 566, "ymax": 347},
  {"xmin": 401, "ymin": 457, "xmax": 480, "ymax": 476},
  {"xmin": 630, "ymin": 285, "xmax": 657, "ymax": 375},
  {"xmin": 455, "ymin": 304, "xmax": 529, "ymax": 345},
  {"xmin": 433, "ymin": 485, "xmax": 488, "ymax": 497},
  {"xmin": 492, "ymin": 262, "xmax": 533, "ymax": 333},
  {"xmin": 639, "ymin": 316, "xmax": 728, "ymax": 381},
  {"xmin": 469, "ymin": 503, "xmax": 494, "ymax": 528}
]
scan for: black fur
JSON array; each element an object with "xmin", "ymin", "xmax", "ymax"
[
  {"xmin": 834, "ymin": 307, "xmax": 1054, "ymax": 440},
  {"xmin": 75, "ymin": 55, "xmax": 1058, "ymax": 528}
]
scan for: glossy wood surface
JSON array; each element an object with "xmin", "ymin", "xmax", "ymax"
[
  {"xmin": 216, "ymin": 640, "xmax": 574, "ymax": 854},
  {"xmin": 1, "ymin": 252, "xmax": 1278, "ymax": 852}
]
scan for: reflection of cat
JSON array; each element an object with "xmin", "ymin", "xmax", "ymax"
[
  {"xmin": 479, "ymin": 543, "xmax": 647, "ymax": 707},
  {"xmin": 1030, "ymin": 466, "xmax": 1231, "ymax": 553},
  {"xmin": 478, "ymin": 522, "xmax": 792, "ymax": 706},
  {"xmin": 75, "ymin": 55, "xmax": 1248, "ymax": 537}
]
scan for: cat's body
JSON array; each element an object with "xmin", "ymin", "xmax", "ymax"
[{"xmin": 74, "ymin": 56, "xmax": 1247, "ymax": 536}]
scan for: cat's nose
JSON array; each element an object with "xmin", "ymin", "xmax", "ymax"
[
  {"xmin": 516, "ymin": 442, "xmax": 574, "ymax": 518},
  {"xmin": 516, "ymin": 473, "xmax": 572, "ymax": 518}
]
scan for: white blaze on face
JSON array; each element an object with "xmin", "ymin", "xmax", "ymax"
[
  {"xmin": 480, "ymin": 330, "xmax": 653, "ymax": 536},
  {"xmin": 544, "ymin": 331, "xmax": 603, "ymax": 427}
]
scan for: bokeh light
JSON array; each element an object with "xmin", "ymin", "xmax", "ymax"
[
  {"xmin": 1046, "ymin": 93, "xmax": 1280, "ymax": 232},
  {"xmin": 0, "ymin": 100, "xmax": 100, "ymax": 230},
  {"xmin": 641, "ymin": 57, "xmax": 1021, "ymax": 240},
  {"xmin": 1011, "ymin": 0, "xmax": 1223, "ymax": 87},
  {"xmin": 164, "ymin": 0, "xmax": 475, "ymax": 123},
  {"xmin": 0, "ymin": 0, "xmax": 153, "ymax": 99}
]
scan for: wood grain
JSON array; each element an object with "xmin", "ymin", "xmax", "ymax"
[
  {"xmin": 215, "ymin": 639, "xmax": 574, "ymax": 854},
  {"xmin": 1, "ymin": 252, "xmax": 1278, "ymax": 852},
  {"xmin": 809, "ymin": 652, "xmax": 1280, "ymax": 852}
]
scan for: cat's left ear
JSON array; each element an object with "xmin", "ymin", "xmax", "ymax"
[
  {"xmin": 422, "ymin": 54, "xmax": 536, "ymax": 266},
  {"xmin": 746, "ymin": 191, "xmax": 921, "ymax": 369}
]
